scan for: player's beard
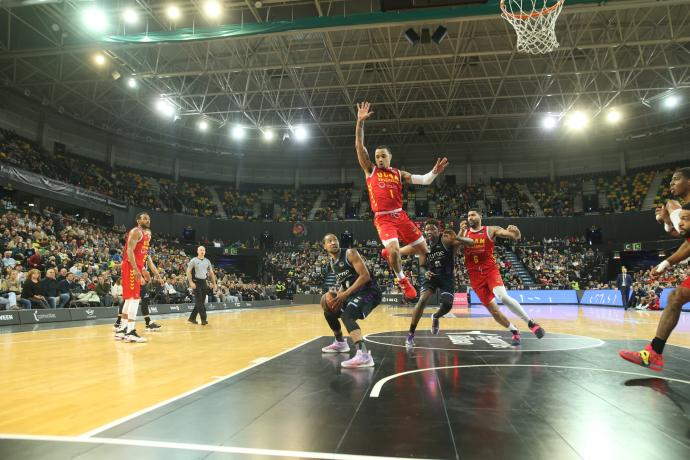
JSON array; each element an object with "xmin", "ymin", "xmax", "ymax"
[{"xmin": 469, "ymin": 221, "xmax": 480, "ymax": 229}]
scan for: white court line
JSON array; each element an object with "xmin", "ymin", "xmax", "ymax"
[
  {"xmin": 369, "ymin": 364, "xmax": 690, "ymax": 398},
  {"xmin": 79, "ymin": 336, "xmax": 321, "ymax": 438},
  {"xmin": 363, "ymin": 331, "xmax": 605, "ymax": 353},
  {"xmin": 0, "ymin": 433, "xmax": 436, "ymax": 460}
]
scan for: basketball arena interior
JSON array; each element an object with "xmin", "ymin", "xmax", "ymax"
[{"xmin": 1, "ymin": 0, "xmax": 690, "ymax": 459}]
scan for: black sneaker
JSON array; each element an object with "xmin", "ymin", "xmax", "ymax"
[
  {"xmin": 113, "ymin": 321, "xmax": 121, "ymax": 331},
  {"xmin": 201, "ymin": 320, "xmax": 208, "ymax": 325},
  {"xmin": 124, "ymin": 329, "xmax": 147, "ymax": 343},
  {"xmin": 146, "ymin": 321, "xmax": 162, "ymax": 331},
  {"xmin": 188, "ymin": 318, "xmax": 198, "ymax": 325}
]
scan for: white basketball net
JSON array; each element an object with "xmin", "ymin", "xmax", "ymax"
[{"xmin": 501, "ymin": 0, "xmax": 565, "ymax": 54}]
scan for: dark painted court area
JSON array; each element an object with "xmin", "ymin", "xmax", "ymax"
[{"xmin": 3, "ymin": 329, "xmax": 690, "ymax": 460}]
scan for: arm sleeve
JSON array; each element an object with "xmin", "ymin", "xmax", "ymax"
[{"xmin": 410, "ymin": 170, "xmax": 438, "ymax": 185}]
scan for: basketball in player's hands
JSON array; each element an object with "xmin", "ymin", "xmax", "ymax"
[{"xmin": 322, "ymin": 292, "xmax": 340, "ymax": 314}]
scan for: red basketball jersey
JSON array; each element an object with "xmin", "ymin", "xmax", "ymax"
[
  {"xmin": 121, "ymin": 226, "xmax": 151, "ymax": 270},
  {"xmin": 463, "ymin": 226, "xmax": 497, "ymax": 272},
  {"xmin": 366, "ymin": 167, "xmax": 404, "ymax": 213}
]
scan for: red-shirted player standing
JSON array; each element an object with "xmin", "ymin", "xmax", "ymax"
[
  {"xmin": 619, "ymin": 176, "xmax": 690, "ymax": 372},
  {"xmin": 114, "ymin": 212, "xmax": 162, "ymax": 343},
  {"xmin": 461, "ymin": 209, "xmax": 545, "ymax": 345},
  {"xmin": 355, "ymin": 101, "xmax": 448, "ymax": 300}
]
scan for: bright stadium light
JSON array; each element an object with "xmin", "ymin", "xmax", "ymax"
[
  {"xmin": 127, "ymin": 78, "xmax": 137, "ymax": 88},
  {"xmin": 231, "ymin": 125, "xmax": 245, "ymax": 140},
  {"xmin": 262, "ymin": 128, "xmax": 275, "ymax": 142},
  {"xmin": 83, "ymin": 7, "xmax": 108, "ymax": 32},
  {"xmin": 93, "ymin": 53, "xmax": 106, "ymax": 66},
  {"xmin": 541, "ymin": 116, "xmax": 557, "ymax": 130},
  {"xmin": 155, "ymin": 99, "xmax": 176, "ymax": 117},
  {"xmin": 198, "ymin": 120, "xmax": 209, "ymax": 131},
  {"xmin": 293, "ymin": 125, "xmax": 308, "ymax": 141},
  {"xmin": 203, "ymin": 1, "xmax": 222, "ymax": 18},
  {"xmin": 664, "ymin": 95, "xmax": 681, "ymax": 109},
  {"xmin": 566, "ymin": 111, "xmax": 588, "ymax": 130},
  {"xmin": 606, "ymin": 109, "xmax": 622, "ymax": 124},
  {"xmin": 123, "ymin": 8, "xmax": 139, "ymax": 24},
  {"xmin": 166, "ymin": 5, "xmax": 181, "ymax": 20}
]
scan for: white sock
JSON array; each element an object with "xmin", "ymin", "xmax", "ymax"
[
  {"xmin": 507, "ymin": 323, "xmax": 518, "ymax": 333},
  {"xmin": 396, "ymin": 270, "xmax": 405, "ymax": 280},
  {"xmin": 127, "ymin": 299, "xmax": 140, "ymax": 332},
  {"xmin": 493, "ymin": 286, "xmax": 530, "ymax": 323},
  {"xmin": 119, "ymin": 300, "xmax": 130, "ymax": 330}
]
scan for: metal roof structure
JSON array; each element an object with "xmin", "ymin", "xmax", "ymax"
[{"xmin": 1, "ymin": 0, "xmax": 689, "ymax": 164}]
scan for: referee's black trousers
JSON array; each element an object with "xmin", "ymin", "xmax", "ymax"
[{"xmin": 190, "ymin": 278, "xmax": 208, "ymax": 322}]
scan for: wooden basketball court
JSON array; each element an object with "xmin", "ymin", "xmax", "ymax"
[{"xmin": 1, "ymin": 303, "xmax": 690, "ymax": 459}]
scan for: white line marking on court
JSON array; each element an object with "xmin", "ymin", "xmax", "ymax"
[
  {"xmin": 363, "ymin": 331, "xmax": 605, "ymax": 352},
  {"xmin": 79, "ymin": 336, "xmax": 321, "ymax": 438},
  {"xmin": 250, "ymin": 357, "xmax": 271, "ymax": 364},
  {"xmin": 0, "ymin": 434, "xmax": 435, "ymax": 460},
  {"xmin": 369, "ymin": 364, "xmax": 690, "ymax": 398}
]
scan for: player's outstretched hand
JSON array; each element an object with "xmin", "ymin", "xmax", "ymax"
[
  {"xmin": 507, "ymin": 225, "xmax": 520, "ymax": 233},
  {"xmin": 432, "ymin": 157, "xmax": 449, "ymax": 174},
  {"xmin": 356, "ymin": 102, "xmax": 374, "ymax": 122},
  {"xmin": 425, "ymin": 271, "xmax": 435, "ymax": 280}
]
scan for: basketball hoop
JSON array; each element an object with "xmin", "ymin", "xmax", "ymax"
[{"xmin": 500, "ymin": 0, "xmax": 565, "ymax": 54}]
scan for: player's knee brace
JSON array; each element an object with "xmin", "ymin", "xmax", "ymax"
[
  {"xmin": 340, "ymin": 305, "xmax": 360, "ymax": 333},
  {"xmin": 492, "ymin": 286, "xmax": 509, "ymax": 302},
  {"xmin": 323, "ymin": 310, "xmax": 341, "ymax": 332},
  {"xmin": 437, "ymin": 291, "xmax": 454, "ymax": 316}
]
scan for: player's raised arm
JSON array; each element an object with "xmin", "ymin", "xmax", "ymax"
[
  {"xmin": 355, "ymin": 102, "xmax": 374, "ymax": 174},
  {"xmin": 442, "ymin": 229, "xmax": 474, "ymax": 251},
  {"xmin": 400, "ymin": 157, "xmax": 449, "ymax": 185},
  {"xmin": 489, "ymin": 225, "xmax": 522, "ymax": 241}
]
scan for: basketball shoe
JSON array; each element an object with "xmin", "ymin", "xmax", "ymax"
[
  {"xmin": 619, "ymin": 345, "xmax": 664, "ymax": 372},
  {"xmin": 341, "ymin": 350, "xmax": 374, "ymax": 368},
  {"xmin": 322, "ymin": 340, "xmax": 350, "ymax": 353}
]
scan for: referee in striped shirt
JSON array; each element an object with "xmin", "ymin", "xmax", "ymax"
[{"xmin": 187, "ymin": 246, "xmax": 217, "ymax": 325}]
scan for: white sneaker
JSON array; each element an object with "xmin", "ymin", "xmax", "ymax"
[
  {"xmin": 114, "ymin": 327, "xmax": 127, "ymax": 340},
  {"xmin": 341, "ymin": 350, "xmax": 374, "ymax": 368},
  {"xmin": 321, "ymin": 340, "xmax": 350, "ymax": 353},
  {"xmin": 124, "ymin": 329, "xmax": 147, "ymax": 343}
]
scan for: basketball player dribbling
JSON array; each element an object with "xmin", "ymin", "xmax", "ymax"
[
  {"xmin": 461, "ymin": 209, "xmax": 545, "ymax": 345},
  {"xmin": 114, "ymin": 212, "xmax": 162, "ymax": 343},
  {"xmin": 355, "ymin": 101, "xmax": 448, "ymax": 300}
]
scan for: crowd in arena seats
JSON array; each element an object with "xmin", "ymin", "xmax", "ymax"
[
  {"xmin": 222, "ymin": 189, "xmax": 260, "ymax": 220},
  {"xmin": 430, "ymin": 185, "xmax": 484, "ymax": 219},
  {"xmin": 492, "ymin": 181, "xmax": 537, "ymax": 217},
  {"xmin": 2, "ymin": 128, "xmax": 687, "ymax": 225},
  {"xmin": 0, "ymin": 197, "xmax": 287, "ymax": 311},
  {"xmin": 530, "ymin": 180, "xmax": 575, "ymax": 216},
  {"xmin": 516, "ymin": 237, "xmax": 605, "ymax": 289},
  {"xmin": 596, "ymin": 170, "xmax": 655, "ymax": 213}
]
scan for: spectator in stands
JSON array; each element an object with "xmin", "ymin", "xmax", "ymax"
[
  {"xmin": 22, "ymin": 268, "xmax": 49, "ymax": 309},
  {"xmin": 41, "ymin": 268, "xmax": 70, "ymax": 308},
  {"xmin": 111, "ymin": 278, "xmax": 123, "ymax": 307},
  {"xmin": 2, "ymin": 250, "xmax": 16, "ymax": 268},
  {"xmin": 95, "ymin": 274, "xmax": 113, "ymax": 308},
  {"xmin": 1, "ymin": 268, "xmax": 29, "ymax": 309}
]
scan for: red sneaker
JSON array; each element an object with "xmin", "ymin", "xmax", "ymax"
[
  {"xmin": 381, "ymin": 248, "xmax": 390, "ymax": 260},
  {"xmin": 619, "ymin": 344, "xmax": 664, "ymax": 372},
  {"xmin": 398, "ymin": 277, "xmax": 417, "ymax": 300}
]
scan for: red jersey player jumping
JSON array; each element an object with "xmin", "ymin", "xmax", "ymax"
[
  {"xmin": 461, "ymin": 209, "xmax": 545, "ymax": 345},
  {"xmin": 355, "ymin": 101, "xmax": 448, "ymax": 300},
  {"xmin": 114, "ymin": 212, "xmax": 162, "ymax": 343}
]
